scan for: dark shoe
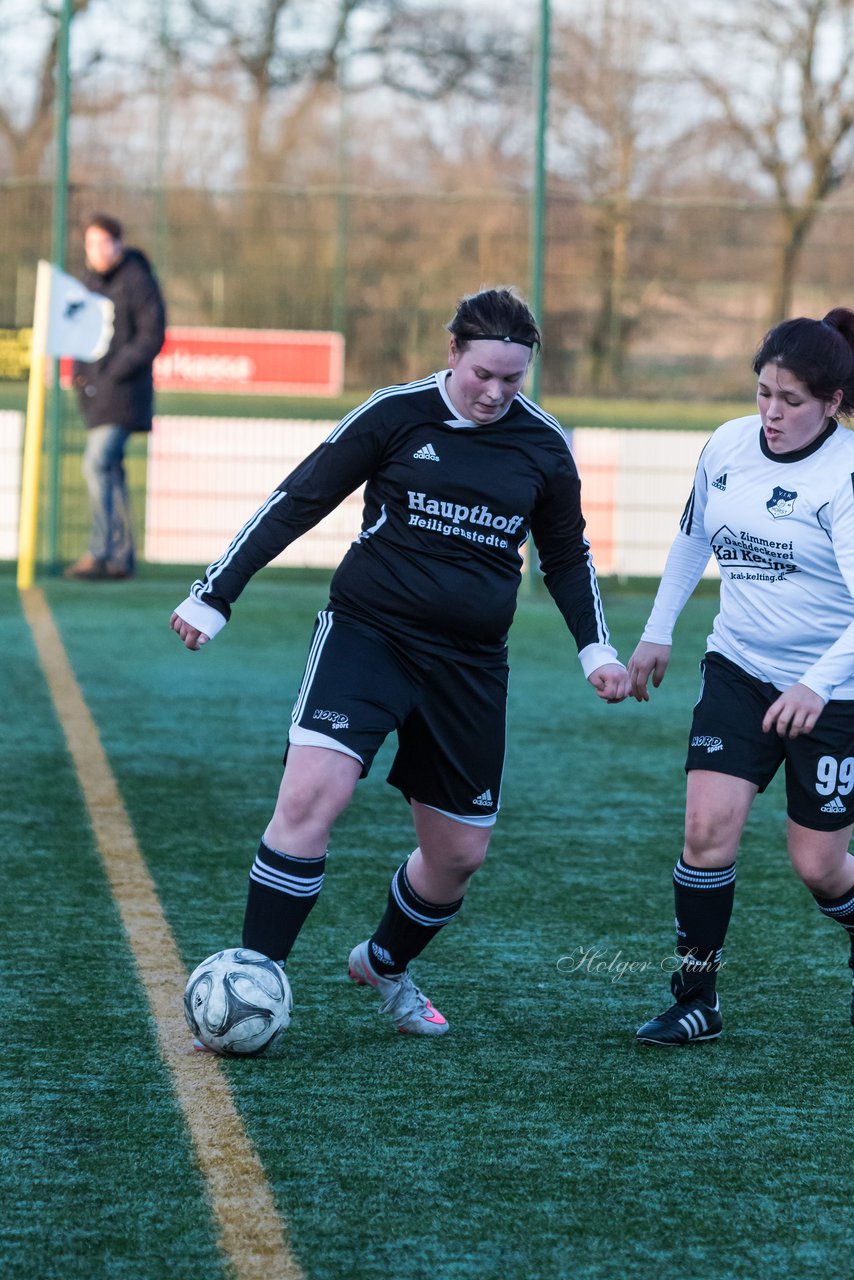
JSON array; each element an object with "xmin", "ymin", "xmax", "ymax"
[
  {"xmin": 847, "ymin": 951, "xmax": 854, "ymax": 1027},
  {"xmin": 104, "ymin": 563, "xmax": 135, "ymax": 580},
  {"xmin": 64, "ymin": 554, "xmax": 107, "ymax": 580},
  {"xmin": 636, "ymin": 995, "xmax": 722, "ymax": 1046}
]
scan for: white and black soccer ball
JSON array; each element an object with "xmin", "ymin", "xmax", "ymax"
[{"xmin": 183, "ymin": 947, "xmax": 292, "ymax": 1056}]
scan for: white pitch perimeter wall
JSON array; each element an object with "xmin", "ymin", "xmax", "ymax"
[
  {"xmin": 0, "ymin": 411, "xmax": 23, "ymax": 560},
  {"xmin": 571, "ymin": 427, "xmax": 719, "ymax": 579},
  {"xmin": 144, "ymin": 415, "xmax": 717, "ymax": 579},
  {"xmin": 144, "ymin": 417, "xmax": 365, "ymax": 569},
  {"xmin": 1, "ymin": 412, "xmax": 719, "ymax": 579}
]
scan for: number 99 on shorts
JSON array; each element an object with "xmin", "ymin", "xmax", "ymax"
[{"xmin": 816, "ymin": 755, "xmax": 854, "ymax": 797}]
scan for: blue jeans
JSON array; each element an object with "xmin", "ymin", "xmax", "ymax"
[{"xmin": 81, "ymin": 424, "xmax": 134, "ymax": 570}]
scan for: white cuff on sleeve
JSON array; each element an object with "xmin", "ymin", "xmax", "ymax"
[
  {"xmin": 797, "ymin": 673, "xmax": 831, "ymax": 705},
  {"xmin": 578, "ymin": 642, "xmax": 622, "ymax": 680},
  {"xmin": 173, "ymin": 595, "xmax": 228, "ymax": 640}
]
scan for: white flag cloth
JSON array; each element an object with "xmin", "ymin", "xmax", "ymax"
[{"xmin": 44, "ymin": 263, "xmax": 115, "ymax": 361}]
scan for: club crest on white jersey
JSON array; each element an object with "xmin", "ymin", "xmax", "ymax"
[{"xmin": 766, "ymin": 486, "xmax": 798, "ymax": 519}]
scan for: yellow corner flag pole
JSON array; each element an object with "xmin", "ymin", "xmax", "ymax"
[{"xmin": 17, "ymin": 260, "xmax": 53, "ymax": 591}]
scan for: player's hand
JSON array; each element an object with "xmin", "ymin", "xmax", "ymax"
[
  {"xmin": 587, "ymin": 663, "xmax": 630, "ymax": 703},
  {"xmin": 627, "ymin": 641, "xmax": 671, "ymax": 702},
  {"xmin": 762, "ymin": 683, "xmax": 825, "ymax": 738},
  {"xmin": 170, "ymin": 610, "xmax": 210, "ymax": 651}
]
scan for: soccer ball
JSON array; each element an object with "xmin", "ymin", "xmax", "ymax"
[{"xmin": 183, "ymin": 947, "xmax": 292, "ymax": 1056}]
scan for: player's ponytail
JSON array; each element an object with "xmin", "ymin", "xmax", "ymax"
[
  {"xmin": 753, "ymin": 310, "xmax": 854, "ymax": 418},
  {"xmin": 822, "ymin": 307, "xmax": 854, "ymax": 351}
]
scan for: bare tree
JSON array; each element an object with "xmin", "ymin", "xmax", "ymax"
[
  {"xmin": 672, "ymin": 0, "xmax": 854, "ymax": 323},
  {"xmin": 180, "ymin": 0, "xmax": 358, "ymax": 188},
  {"xmin": 182, "ymin": 0, "xmax": 531, "ymax": 187},
  {"xmin": 364, "ymin": 2, "xmax": 528, "ymax": 103},
  {"xmin": 0, "ymin": 0, "xmax": 98, "ymax": 177},
  {"xmin": 549, "ymin": 0, "xmax": 692, "ymax": 391}
]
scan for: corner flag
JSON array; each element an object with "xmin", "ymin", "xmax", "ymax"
[
  {"xmin": 45, "ymin": 264, "xmax": 114, "ymax": 360},
  {"xmin": 17, "ymin": 261, "xmax": 115, "ymax": 590}
]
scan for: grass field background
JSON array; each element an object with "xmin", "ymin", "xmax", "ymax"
[{"xmin": 2, "ymin": 569, "xmax": 852, "ymax": 1279}]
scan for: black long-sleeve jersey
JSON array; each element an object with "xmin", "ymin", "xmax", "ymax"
[{"xmin": 185, "ymin": 371, "xmax": 614, "ymax": 662}]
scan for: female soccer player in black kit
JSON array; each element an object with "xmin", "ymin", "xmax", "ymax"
[{"xmin": 171, "ymin": 287, "xmax": 629, "ymax": 1043}]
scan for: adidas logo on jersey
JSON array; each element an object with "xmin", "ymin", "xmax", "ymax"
[
  {"xmin": 472, "ymin": 789, "xmax": 493, "ymax": 807},
  {"xmin": 413, "ymin": 443, "xmax": 440, "ymax": 461},
  {"xmin": 712, "ymin": 473, "xmax": 727, "ymax": 491},
  {"xmin": 820, "ymin": 795, "xmax": 847, "ymax": 814}
]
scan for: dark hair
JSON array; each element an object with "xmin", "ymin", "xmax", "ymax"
[
  {"xmin": 446, "ymin": 286, "xmax": 542, "ymax": 354},
  {"xmin": 752, "ymin": 308, "xmax": 854, "ymax": 417},
  {"xmin": 85, "ymin": 212, "xmax": 124, "ymax": 241}
]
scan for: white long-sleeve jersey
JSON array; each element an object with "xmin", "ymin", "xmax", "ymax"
[{"xmin": 641, "ymin": 415, "xmax": 854, "ymax": 701}]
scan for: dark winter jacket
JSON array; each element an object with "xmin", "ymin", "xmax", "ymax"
[{"xmin": 72, "ymin": 248, "xmax": 166, "ymax": 432}]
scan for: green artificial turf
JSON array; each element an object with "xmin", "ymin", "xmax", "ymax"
[
  {"xmin": 3, "ymin": 572, "xmax": 852, "ymax": 1279},
  {"xmin": 0, "ymin": 585, "xmax": 227, "ymax": 1279}
]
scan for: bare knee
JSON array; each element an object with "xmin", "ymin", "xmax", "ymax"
[
  {"xmin": 265, "ymin": 747, "xmax": 360, "ymax": 853},
  {"xmin": 277, "ymin": 773, "xmax": 341, "ymax": 829},
  {"xmin": 408, "ymin": 814, "xmax": 492, "ymax": 901},
  {"xmin": 788, "ymin": 821, "xmax": 854, "ymax": 898},
  {"xmin": 435, "ymin": 842, "xmax": 488, "ymax": 880},
  {"xmin": 683, "ymin": 810, "xmax": 739, "ymax": 865},
  {"xmin": 797, "ymin": 864, "xmax": 839, "ymax": 896},
  {"xmin": 791, "ymin": 853, "xmax": 852, "ymax": 897}
]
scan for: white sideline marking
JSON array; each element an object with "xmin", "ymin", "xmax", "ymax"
[{"xmin": 21, "ymin": 587, "xmax": 304, "ymax": 1280}]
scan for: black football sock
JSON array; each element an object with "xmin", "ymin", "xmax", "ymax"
[
  {"xmin": 368, "ymin": 859, "xmax": 463, "ymax": 976},
  {"xmin": 811, "ymin": 883, "xmax": 854, "ymax": 952},
  {"xmin": 671, "ymin": 857, "xmax": 736, "ymax": 1004},
  {"xmin": 242, "ymin": 840, "xmax": 326, "ymax": 965}
]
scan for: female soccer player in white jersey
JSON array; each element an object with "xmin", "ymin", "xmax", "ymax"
[
  {"xmin": 170, "ymin": 287, "xmax": 629, "ymax": 1045},
  {"xmin": 629, "ymin": 309, "xmax": 854, "ymax": 1046}
]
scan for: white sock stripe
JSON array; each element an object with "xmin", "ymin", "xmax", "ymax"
[
  {"xmin": 250, "ymin": 862, "xmax": 325, "ymax": 895},
  {"xmin": 390, "ymin": 877, "xmax": 460, "ymax": 928},
  {"xmin": 817, "ymin": 895, "xmax": 854, "ymax": 918},
  {"xmin": 675, "ymin": 858, "xmax": 736, "ymax": 879},
  {"xmin": 673, "ymin": 861, "xmax": 736, "ymax": 889}
]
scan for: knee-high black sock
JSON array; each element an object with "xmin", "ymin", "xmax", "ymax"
[
  {"xmin": 242, "ymin": 840, "xmax": 326, "ymax": 965},
  {"xmin": 368, "ymin": 859, "xmax": 463, "ymax": 976},
  {"xmin": 812, "ymin": 883, "xmax": 854, "ymax": 955},
  {"xmin": 813, "ymin": 883, "xmax": 854, "ymax": 1026},
  {"xmin": 671, "ymin": 857, "xmax": 736, "ymax": 1003}
]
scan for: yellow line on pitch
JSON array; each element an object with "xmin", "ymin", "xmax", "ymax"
[{"xmin": 21, "ymin": 587, "xmax": 304, "ymax": 1280}]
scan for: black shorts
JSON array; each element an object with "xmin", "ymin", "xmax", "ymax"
[
  {"xmin": 686, "ymin": 652, "xmax": 854, "ymax": 832},
  {"xmin": 288, "ymin": 610, "xmax": 508, "ymax": 824}
]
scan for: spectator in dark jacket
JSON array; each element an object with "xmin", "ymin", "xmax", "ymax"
[{"xmin": 65, "ymin": 213, "xmax": 166, "ymax": 580}]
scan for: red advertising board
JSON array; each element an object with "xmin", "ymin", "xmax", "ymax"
[
  {"xmin": 61, "ymin": 326, "xmax": 345, "ymax": 396},
  {"xmin": 154, "ymin": 327, "xmax": 344, "ymax": 395}
]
